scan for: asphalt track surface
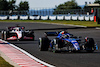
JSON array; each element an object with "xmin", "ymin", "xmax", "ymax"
[{"xmin": 0, "ymin": 22, "xmax": 100, "ymax": 67}]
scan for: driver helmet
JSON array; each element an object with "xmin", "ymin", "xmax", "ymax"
[{"xmin": 60, "ymin": 30, "xmax": 68, "ymax": 35}]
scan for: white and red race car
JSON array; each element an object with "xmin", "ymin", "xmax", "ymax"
[{"xmin": 1, "ymin": 25, "xmax": 34, "ymax": 41}]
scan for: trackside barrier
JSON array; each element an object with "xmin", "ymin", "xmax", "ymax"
[
  {"xmin": 0, "ymin": 16, "xmax": 8, "ymax": 20},
  {"xmin": 20, "ymin": 16, "xmax": 28, "ymax": 20},
  {"xmin": 72, "ymin": 15, "xmax": 78, "ymax": 20},
  {"xmin": 29, "ymin": 16, "xmax": 34, "ymax": 20},
  {"xmin": 57, "ymin": 16, "xmax": 64, "ymax": 20},
  {"xmin": 65, "ymin": 16, "xmax": 71, "ymax": 20},
  {"xmin": 9, "ymin": 16, "xmax": 18, "ymax": 20},
  {"xmin": 0, "ymin": 15, "xmax": 95, "ymax": 21},
  {"xmin": 85, "ymin": 15, "xmax": 89, "ymax": 21},
  {"xmin": 41, "ymin": 16, "xmax": 48, "ymax": 20},
  {"xmin": 90, "ymin": 16, "xmax": 94, "ymax": 21},
  {"xmin": 29, "ymin": 16, "xmax": 40, "ymax": 20},
  {"xmin": 78, "ymin": 16, "xmax": 84, "ymax": 21},
  {"xmin": 49, "ymin": 16, "xmax": 56, "ymax": 20},
  {"xmin": 94, "ymin": 16, "xmax": 96, "ymax": 22}
]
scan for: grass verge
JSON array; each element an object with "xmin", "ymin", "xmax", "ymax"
[
  {"xmin": 0, "ymin": 20, "xmax": 100, "ymax": 27},
  {"xmin": 0, "ymin": 56, "xmax": 14, "ymax": 67}
]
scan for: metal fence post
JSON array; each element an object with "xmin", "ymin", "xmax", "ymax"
[{"xmin": 97, "ymin": 8, "xmax": 100, "ymax": 24}]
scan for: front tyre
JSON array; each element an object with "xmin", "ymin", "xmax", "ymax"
[
  {"xmin": 39, "ymin": 37, "xmax": 49, "ymax": 51},
  {"xmin": 3, "ymin": 31, "xmax": 7, "ymax": 40},
  {"xmin": 1, "ymin": 31, "xmax": 4, "ymax": 40},
  {"xmin": 85, "ymin": 38, "xmax": 95, "ymax": 53}
]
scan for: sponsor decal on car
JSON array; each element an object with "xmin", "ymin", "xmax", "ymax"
[
  {"xmin": 7, "ymin": 36, "xmax": 17, "ymax": 40},
  {"xmin": 24, "ymin": 36, "xmax": 33, "ymax": 39},
  {"xmin": 71, "ymin": 40, "xmax": 77, "ymax": 42}
]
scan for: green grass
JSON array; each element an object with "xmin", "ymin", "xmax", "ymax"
[
  {"xmin": 0, "ymin": 56, "xmax": 14, "ymax": 67},
  {"xmin": 0, "ymin": 20, "xmax": 100, "ymax": 27}
]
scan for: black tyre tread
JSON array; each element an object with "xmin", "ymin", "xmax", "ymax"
[
  {"xmin": 57, "ymin": 39, "xmax": 64, "ymax": 48},
  {"xmin": 1, "ymin": 31, "xmax": 4, "ymax": 40},
  {"xmin": 52, "ymin": 39, "xmax": 64, "ymax": 53},
  {"xmin": 4, "ymin": 31, "xmax": 7, "ymax": 40},
  {"xmin": 85, "ymin": 38, "xmax": 95, "ymax": 52},
  {"xmin": 39, "ymin": 37, "xmax": 49, "ymax": 51}
]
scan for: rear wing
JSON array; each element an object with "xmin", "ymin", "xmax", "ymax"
[{"xmin": 44, "ymin": 32, "xmax": 58, "ymax": 36}]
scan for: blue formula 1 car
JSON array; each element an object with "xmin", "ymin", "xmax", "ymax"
[{"xmin": 39, "ymin": 31, "xmax": 98, "ymax": 53}]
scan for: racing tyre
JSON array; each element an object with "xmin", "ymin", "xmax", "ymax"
[
  {"xmin": 3, "ymin": 31, "xmax": 7, "ymax": 40},
  {"xmin": 32, "ymin": 35, "xmax": 35, "ymax": 41},
  {"xmin": 52, "ymin": 39, "xmax": 64, "ymax": 53},
  {"xmin": 39, "ymin": 37, "xmax": 49, "ymax": 51},
  {"xmin": 30, "ymin": 32, "xmax": 35, "ymax": 41},
  {"xmin": 57, "ymin": 39, "xmax": 64, "ymax": 48},
  {"xmin": 85, "ymin": 38, "xmax": 95, "ymax": 53},
  {"xmin": 1, "ymin": 31, "xmax": 4, "ymax": 40},
  {"xmin": 31, "ymin": 31, "xmax": 35, "ymax": 41}
]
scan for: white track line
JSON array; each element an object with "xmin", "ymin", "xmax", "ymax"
[{"xmin": 0, "ymin": 39, "xmax": 55, "ymax": 67}]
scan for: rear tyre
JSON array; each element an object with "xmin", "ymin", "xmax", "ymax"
[
  {"xmin": 57, "ymin": 39, "xmax": 64, "ymax": 48},
  {"xmin": 39, "ymin": 37, "xmax": 49, "ymax": 51},
  {"xmin": 52, "ymin": 39, "xmax": 64, "ymax": 53},
  {"xmin": 31, "ymin": 31, "xmax": 35, "ymax": 41},
  {"xmin": 30, "ymin": 31, "xmax": 35, "ymax": 41},
  {"xmin": 85, "ymin": 38, "xmax": 95, "ymax": 53},
  {"xmin": 32, "ymin": 35, "xmax": 35, "ymax": 41}
]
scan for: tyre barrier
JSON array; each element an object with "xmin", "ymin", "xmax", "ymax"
[
  {"xmin": 9, "ymin": 16, "xmax": 18, "ymax": 20},
  {"xmin": 0, "ymin": 16, "xmax": 8, "ymax": 20},
  {"xmin": 0, "ymin": 15, "xmax": 94, "ymax": 21},
  {"xmin": 65, "ymin": 16, "xmax": 71, "ymax": 20},
  {"xmin": 20, "ymin": 15, "xmax": 28, "ymax": 20}
]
